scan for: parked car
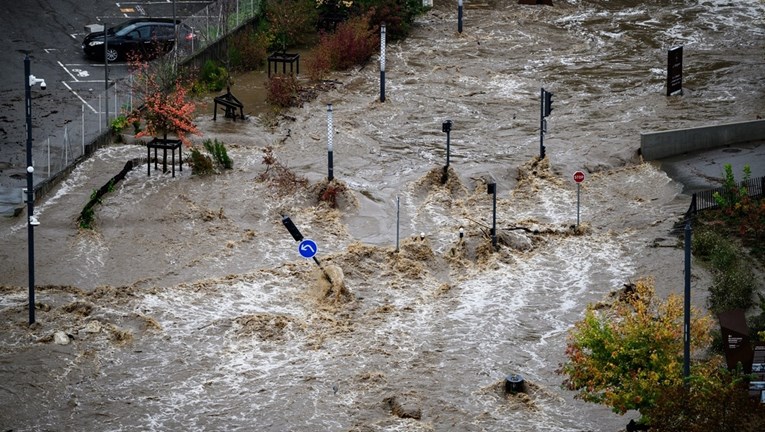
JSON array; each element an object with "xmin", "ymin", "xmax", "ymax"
[{"xmin": 82, "ymin": 18, "xmax": 196, "ymax": 62}]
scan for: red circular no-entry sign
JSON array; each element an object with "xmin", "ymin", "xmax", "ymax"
[{"xmin": 573, "ymin": 171, "xmax": 585, "ymax": 183}]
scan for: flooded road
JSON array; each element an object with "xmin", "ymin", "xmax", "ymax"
[{"xmin": 2, "ymin": 1, "xmax": 764, "ymax": 431}]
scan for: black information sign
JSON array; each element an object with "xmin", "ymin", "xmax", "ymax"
[
  {"xmin": 667, "ymin": 46, "xmax": 683, "ymax": 96},
  {"xmin": 719, "ymin": 309, "xmax": 754, "ymax": 373}
]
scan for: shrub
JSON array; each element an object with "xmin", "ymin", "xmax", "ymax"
[
  {"xmin": 691, "ymin": 229, "xmax": 725, "ymax": 260},
  {"xmin": 198, "ymin": 59, "xmax": 229, "ymax": 93},
  {"xmin": 203, "ymin": 138, "xmax": 233, "ymax": 170},
  {"xmin": 713, "ymin": 163, "xmax": 750, "ymax": 211},
  {"xmin": 265, "ymin": 74, "xmax": 302, "ymax": 108},
  {"xmin": 257, "ymin": 145, "xmax": 308, "ymax": 194},
  {"xmin": 265, "ymin": 0, "xmax": 318, "ymax": 51},
  {"xmin": 326, "ymin": 14, "xmax": 377, "ymax": 70},
  {"xmin": 318, "ymin": 181, "xmax": 347, "ymax": 208},
  {"xmin": 110, "ymin": 115, "xmax": 129, "ymax": 134},
  {"xmin": 190, "ymin": 148, "xmax": 215, "ymax": 176},
  {"xmin": 229, "ymin": 25, "xmax": 271, "ymax": 71},
  {"xmin": 708, "ymin": 263, "xmax": 756, "ymax": 313},
  {"xmin": 693, "ymin": 227, "xmax": 758, "ymax": 314},
  {"xmin": 646, "ymin": 360, "xmax": 765, "ymax": 431},
  {"xmin": 353, "ymin": 0, "xmax": 424, "ymax": 41}
]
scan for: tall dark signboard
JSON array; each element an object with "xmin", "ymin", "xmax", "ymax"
[
  {"xmin": 667, "ymin": 46, "xmax": 683, "ymax": 96},
  {"xmin": 718, "ymin": 309, "xmax": 753, "ymax": 373}
]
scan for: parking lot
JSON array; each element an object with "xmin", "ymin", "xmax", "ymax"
[{"xmin": 0, "ymin": 0, "xmax": 215, "ymax": 195}]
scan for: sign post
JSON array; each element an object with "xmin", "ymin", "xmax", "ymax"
[
  {"xmin": 573, "ymin": 171, "xmax": 584, "ymax": 228},
  {"xmin": 282, "ymin": 216, "xmax": 331, "ymax": 283}
]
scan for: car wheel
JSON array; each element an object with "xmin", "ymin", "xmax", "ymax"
[{"xmin": 106, "ymin": 48, "xmax": 119, "ymax": 62}]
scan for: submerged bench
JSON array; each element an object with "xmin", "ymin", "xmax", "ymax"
[
  {"xmin": 147, "ymin": 138, "xmax": 182, "ymax": 177},
  {"xmin": 267, "ymin": 52, "xmax": 300, "ymax": 77},
  {"xmin": 213, "ymin": 87, "xmax": 244, "ymax": 121}
]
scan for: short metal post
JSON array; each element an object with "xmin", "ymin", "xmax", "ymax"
[
  {"xmin": 327, "ymin": 104, "xmax": 334, "ymax": 181},
  {"xmin": 488, "ymin": 182, "xmax": 497, "ymax": 251},
  {"xmin": 396, "ymin": 196, "xmax": 400, "ymax": 252},
  {"xmin": 380, "ymin": 23, "xmax": 386, "ymax": 102},
  {"xmin": 458, "ymin": 0, "xmax": 463, "ymax": 33}
]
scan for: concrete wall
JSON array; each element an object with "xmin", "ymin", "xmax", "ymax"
[{"xmin": 640, "ymin": 119, "xmax": 765, "ymax": 160}]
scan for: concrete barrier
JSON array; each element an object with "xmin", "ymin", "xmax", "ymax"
[{"xmin": 640, "ymin": 119, "xmax": 765, "ymax": 160}]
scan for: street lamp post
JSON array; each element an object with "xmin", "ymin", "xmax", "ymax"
[{"xmin": 24, "ymin": 52, "xmax": 45, "ymax": 325}]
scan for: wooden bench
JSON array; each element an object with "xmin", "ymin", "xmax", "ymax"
[{"xmin": 213, "ymin": 87, "xmax": 244, "ymax": 121}]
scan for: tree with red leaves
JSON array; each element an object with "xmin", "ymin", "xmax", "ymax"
[{"xmin": 127, "ymin": 58, "xmax": 200, "ymax": 146}]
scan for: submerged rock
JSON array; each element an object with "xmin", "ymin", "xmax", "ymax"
[
  {"xmin": 53, "ymin": 331, "xmax": 72, "ymax": 345},
  {"xmin": 384, "ymin": 395, "xmax": 422, "ymax": 420}
]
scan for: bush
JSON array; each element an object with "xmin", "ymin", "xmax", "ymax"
[
  {"xmin": 203, "ymin": 138, "xmax": 233, "ymax": 170},
  {"xmin": 265, "ymin": 0, "xmax": 318, "ymax": 51},
  {"xmin": 229, "ymin": 25, "xmax": 271, "ymax": 71},
  {"xmin": 265, "ymin": 75, "xmax": 302, "ymax": 108},
  {"xmin": 693, "ymin": 227, "xmax": 758, "ymax": 314},
  {"xmin": 352, "ymin": 0, "xmax": 424, "ymax": 41},
  {"xmin": 708, "ymin": 263, "xmax": 756, "ymax": 313},
  {"xmin": 110, "ymin": 115, "xmax": 129, "ymax": 134},
  {"xmin": 257, "ymin": 145, "xmax": 308, "ymax": 194},
  {"xmin": 190, "ymin": 148, "xmax": 215, "ymax": 176},
  {"xmin": 191, "ymin": 139, "xmax": 234, "ymax": 175},
  {"xmin": 305, "ymin": 13, "xmax": 376, "ymax": 78},
  {"xmin": 197, "ymin": 59, "xmax": 229, "ymax": 93}
]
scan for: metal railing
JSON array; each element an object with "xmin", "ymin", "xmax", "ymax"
[{"xmin": 686, "ymin": 176, "xmax": 765, "ymax": 216}]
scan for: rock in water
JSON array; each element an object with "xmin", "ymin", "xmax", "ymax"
[{"xmin": 53, "ymin": 331, "xmax": 71, "ymax": 345}]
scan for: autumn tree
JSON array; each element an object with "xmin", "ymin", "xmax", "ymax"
[
  {"xmin": 558, "ymin": 277, "xmax": 715, "ymax": 422},
  {"xmin": 127, "ymin": 56, "xmax": 200, "ymax": 146}
]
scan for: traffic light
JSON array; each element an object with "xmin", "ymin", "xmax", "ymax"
[{"xmin": 543, "ymin": 90, "xmax": 554, "ymax": 117}]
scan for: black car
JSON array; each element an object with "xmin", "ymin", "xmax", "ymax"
[{"xmin": 82, "ymin": 18, "xmax": 196, "ymax": 62}]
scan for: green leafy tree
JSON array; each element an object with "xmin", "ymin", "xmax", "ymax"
[{"xmin": 558, "ymin": 277, "xmax": 714, "ymax": 420}]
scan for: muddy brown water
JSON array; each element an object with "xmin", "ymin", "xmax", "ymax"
[{"xmin": 2, "ymin": 1, "xmax": 764, "ymax": 431}]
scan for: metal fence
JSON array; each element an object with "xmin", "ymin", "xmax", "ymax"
[
  {"xmin": 26, "ymin": 0, "xmax": 263, "ymax": 197},
  {"xmin": 687, "ymin": 176, "xmax": 765, "ymax": 215}
]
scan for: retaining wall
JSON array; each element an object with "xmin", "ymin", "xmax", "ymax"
[{"xmin": 640, "ymin": 119, "xmax": 765, "ymax": 160}]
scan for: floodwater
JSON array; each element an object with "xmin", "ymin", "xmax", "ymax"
[{"xmin": 2, "ymin": 1, "xmax": 764, "ymax": 431}]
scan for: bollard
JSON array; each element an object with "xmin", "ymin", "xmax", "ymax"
[{"xmin": 504, "ymin": 374, "xmax": 526, "ymax": 394}]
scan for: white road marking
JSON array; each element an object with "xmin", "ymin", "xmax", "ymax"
[
  {"xmin": 61, "ymin": 81, "xmax": 97, "ymax": 114},
  {"xmin": 58, "ymin": 61, "xmax": 79, "ymax": 82}
]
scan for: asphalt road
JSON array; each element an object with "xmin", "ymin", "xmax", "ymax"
[{"xmin": 0, "ymin": 0, "xmax": 214, "ymax": 192}]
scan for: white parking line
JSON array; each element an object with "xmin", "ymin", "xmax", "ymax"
[
  {"xmin": 61, "ymin": 81, "xmax": 97, "ymax": 114},
  {"xmin": 57, "ymin": 61, "xmax": 79, "ymax": 82}
]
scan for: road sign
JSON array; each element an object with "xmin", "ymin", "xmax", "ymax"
[
  {"xmin": 298, "ymin": 239, "xmax": 318, "ymax": 259},
  {"xmin": 573, "ymin": 171, "xmax": 585, "ymax": 183}
]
